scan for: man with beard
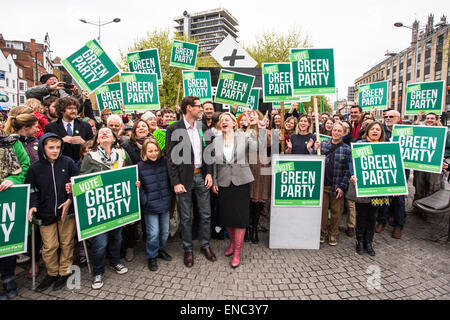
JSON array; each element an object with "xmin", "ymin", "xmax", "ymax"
[
  {"xmin": 44, "ymin": 97, "xmax": 93, "ymax": 162},
  {"xmin": 43, "ymin": 96, "xmax": 59, "ymax": 123}
]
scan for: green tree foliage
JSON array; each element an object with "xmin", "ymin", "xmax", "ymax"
[{"xmin": 245, "ymin": 27, "xmax": 312, "ymax": 66}]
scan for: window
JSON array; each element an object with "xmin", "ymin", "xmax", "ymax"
[
  {"xmin": 435, "ymin": 70, "xmax": 442, "ymax": 80},
  {"xmin": 19, "ymin": 95, "xmax": 25, "ymax": 104},
  {"xmin": 407, "ymin": 51, "xmax": 412, "ymax": 60},
  {"xmin": 424, "ymin": 74, "xmax": 431, "ymax": 81},
  {"xmin": 19, "ymin": 82, "xmax": 25, "ymax": 91},
  {"xmin": 8, "ymin": 64, "xmax": 11, "ymax": 73},
  {"xmin": 6, "ymin": 78, "xmax": 8, "ymax": 87},
  {"xmin": 19, "ymin": 69, "xmax": 23, "ymax": 78},
  {"xmin": 12, "ymin": 80, "xmax": 15, "ymax": 89},
  {"xmin": 400, "ymin": 55, "xmax": 404, "ymax": 63}
]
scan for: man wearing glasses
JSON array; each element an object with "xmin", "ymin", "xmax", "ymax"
[
  {"xmin": 165, "ymin": 96, "xmax": 216, "ymax": 268},
  {"xmin": 376, "ymin": 109, "xmax": 406, "ymax": 239}
]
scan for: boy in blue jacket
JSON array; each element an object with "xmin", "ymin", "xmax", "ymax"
[{"xmin": 26, "ymin": 133, "xmax": 79, "ymax": 292}]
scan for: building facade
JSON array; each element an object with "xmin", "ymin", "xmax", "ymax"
[
  {"xmin": 0, "ymin": 33, "xmax": 53, "ymax": 90},
  {"xmin": 0, "ymin": 50, "xmax": 18, "ymax": 109},
  {"xmin": 173, "ymin": 8, "xmax": 239, "ymax": 54},
  {"xmin": 354, "ymin": 15, "xmax": 449, "ymax": 120}
]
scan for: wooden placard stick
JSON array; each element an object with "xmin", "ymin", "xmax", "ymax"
[
  {"xmin": 280, "ymin": 101, "xmax": 285, "ymax": 153},
  {"xmin": 313, "ymin": 96, "xmax": 321, "ymax": 156}
]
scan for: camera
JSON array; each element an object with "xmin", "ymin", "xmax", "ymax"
[{"xmin": 63, "ymin": 82, "xmax": 75, "ymax": 90}]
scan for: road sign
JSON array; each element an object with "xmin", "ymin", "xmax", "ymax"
[{"xmin": 210, "ymin": 35, "xmax": 257, "ymax": 68}]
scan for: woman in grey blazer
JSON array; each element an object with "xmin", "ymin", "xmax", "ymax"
[{"xmin": 212, "ymin": 112, "xmax": 266, "ymax": 268}]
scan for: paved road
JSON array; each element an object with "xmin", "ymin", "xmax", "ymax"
[{"xmin": 11, "ymin": 176, "xmax": 450, "ymax": 300}]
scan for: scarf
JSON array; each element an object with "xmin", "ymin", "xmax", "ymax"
[
  {"xmin": 0, "ymin": 135, "xmax": 22, "ymax": 182},
  {"xmin": 135, "ymin": 137, "xmax": 148, "ymax": 150},
  {"xmin": 97, "ymin": 146, "xmax": 119, "ymax": 167}
]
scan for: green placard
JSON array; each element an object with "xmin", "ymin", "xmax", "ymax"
[
  {"xmin": 273, "ymin": 159, "xmax": 323, "ymax": 206},
  {"xmin": 247, "ymin": 88, "xmax": 260, "ymax": 110},
  {"xmin": 215, "ymin": 70, "xmax": 255, "ymax": 107},
  {"xmin": 62, "ymin": 39, "xmax": 120, "ymax": 93},
  {"xmin": 351, "ymin": 142, "xmax": 408, "ymax": 197},
  {"xmin": 262, "ymin": 63, "xmax": 298, "ymax": 102},
  {"xmin": 319, "ymin": 134, "xmax": 332, "ymax": 142},
  {"xmin": 153, "ymin": 128, "xmax": 166, "ymax": 150},
  {"xmin": 290, "ymin": 48, "xmax": 335, "ymax": 96},
  {"xmin": 358, "ymin": 81, "xmax": 388, "ymax": 111},
  {"xmin": 405, "ymin": 81, "xmax": 445, "ymax": 115},
  {"xmin": 127, "ymin": 49, "xmax": 163, "ymax": 85},
  {"xmin": 182, "ymin": 70, "xmax": 212, "ymax": 103},
  {"xmin": 0, "ymin": 185, "xmax": 29, "ymax": 258},
  {"xmin": 72, "ymin": 166, "xmax": 140, "ymax": 241},
  {"xmin": 95, "ymin": 82, "xmax": 123, "ymax": 114},
  {"xmin": 120, "ymin": 72, "xmax": 160, "ymax": 112},
  {"xmin": 392, "ymin": 124, "xmax": 448, "ymax": 173},
  {"xmin": 170, "ymin": 40, "xmax": 198, "ymax": 70}
]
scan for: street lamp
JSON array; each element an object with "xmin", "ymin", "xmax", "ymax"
[
  {"xmin": 79, "ymin": 17, "xmax": 121, "ymax": 43},
  {"xmin": 394, "ymin": 21, "xmax": 425, "ymax": 82}
]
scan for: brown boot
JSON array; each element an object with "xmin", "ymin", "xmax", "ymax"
[
  {"xmin": 346, "ymin": 227, "xmax": 355, "ymax": 237},
  {"xmin": 375, "ymin": 223, "xmax": 385, "ymax": 233},
  {"xmin": 392, "ymin": 227, "xmax": 402, "ymax": 239}
]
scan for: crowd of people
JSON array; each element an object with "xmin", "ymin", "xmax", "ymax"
[{"xmin": 0, "ymin": 73, "xmax": 449, "ymax": 299}]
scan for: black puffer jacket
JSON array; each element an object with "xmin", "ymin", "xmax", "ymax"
[{"xmin": 26, "ymin": 133, "xmax": 79, "ymax": 225}]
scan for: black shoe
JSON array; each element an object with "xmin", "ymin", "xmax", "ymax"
[
  {"xmin": 252, "ymin": 227, "xmax": 259, "ymax": 244},
  {"xmin": 244, "ymin": 227, "xmax": 252, "ymax": 242},
  {"xmin": 157, "ymin": 250, "xmax": 172, "ymax": 261},
  {"xmin": 148, "ymin": 258, "xmax": 158, "ymax": 272},
  {"xmin": 53, "ymin": 275, "xmax": 69, "ymax": 291},
  {"xmin": 365, "ymin": 242, "xmax": 376, "ymax": 256},
  {"xmin": 356, "ymin": 241, "xmax": 364, "ymax": 254},
  {"xmin": 36, "ymin": 275, "xmax": 58, "ymax": 292}
]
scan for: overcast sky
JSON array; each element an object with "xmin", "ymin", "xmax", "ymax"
[{"xmin": 2, "ymin": 0, "xmax": 448, "ymax": 103}]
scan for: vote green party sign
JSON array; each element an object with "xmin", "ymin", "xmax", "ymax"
[
  {"xmin": 127, "ymin": 49, "xmax": 163, "ymax": 85},
  {"xmin": 182, "ymin": 70, "xmax": 212, "ymax": 103},
  {"xmin": 262, "ymin": 63, "xmax": 297, "ymax": 102},
  {"xmin": 290, "ymin": 48, "xmax": 335, "ymax": 96},
  {"xmin": 170, "ymin": 40, "xmax": 198, "ymax": 70},
  {"xmin": 62, "ymin": 39, "xmax": 120, "ymax": 93},
  {"xmin": 0, "ymin": 185, "xmax": 29, "ymax": 258},
  {"xmin": 120, "ymin": 72, "xmax": 160, "ymax": 112},
  {"xmin": 392, "ymin": 124, "xmax": 448, "ymax": 174},
  {"xmin": 273, "ymin": 158, "xmax": 323, "ymax": 207},
  {"xmin": 405, "ymin": 81, "xmax": 445, "ymax": 115},
  {"xmin": 358, "ymin": 81, "xmax": 388, "ymax": 111},
  {"xmin": 95, "ymin": 82, "xmax": 122, "ymax": 114},
  {"xmin": 351, "ymin": 142, "xmax": 408, "ymax": 197},
  {"xmin": 247, "ymin": 88, "xmax": 260, "ymax": 110},
  {"xmin": 215, "ymin": 70, "xmax": 255, "ymax": 107},
  {"xmin": 72, "ymin": 166, "xmax": 140, "ymax": 241}
]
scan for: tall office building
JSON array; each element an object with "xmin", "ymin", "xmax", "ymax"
[{"xmin": 173, "ymin": 8, "xmax": 239, "ymax": 55}]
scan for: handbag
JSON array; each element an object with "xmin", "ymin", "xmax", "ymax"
[{"xmin": 345, "ymin": 181, "xmax": 370, "ymax": 203}]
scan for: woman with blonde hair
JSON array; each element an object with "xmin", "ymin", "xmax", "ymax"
[
  {"xmin": 212, "ymin": 112, "xmax": 259, "ymax": 268},
  {"xmin": 285, "ymin": 114, "xmax": 316, "ymax": 154},
  {"xmin": 24, "ymin": 98, "xmax": 49, "ymax": 138}
]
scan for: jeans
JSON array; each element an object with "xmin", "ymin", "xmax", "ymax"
[
  {"xmin": 377, "ymin": 196, "xmax": 405, "ymax": 230},
  {"xmin": 90, "ymin": 227, "xmax": 122, "ymax": 276},
  {"xmin": 144, "ymin": 212, "xmax": 170, "ymax": 259},
  {"xmin": 0, "ymin": 256, "xmax": 17, "ymax": 292},
  {"xmin": 176, "ymin": 173, "xmax": 211, "ymax": 252}
]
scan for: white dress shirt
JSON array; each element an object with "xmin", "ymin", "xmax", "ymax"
[
  {"xmin": 62, "ymin": 119, "xmax": 75, "ymax": 135},
  {"xmin": 183, "ymin": 117, "xmax": 203, "ymax": 169}
]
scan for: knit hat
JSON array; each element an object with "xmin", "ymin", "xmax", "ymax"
[
  {"xmin": 141, "ymin": 111, "xmax": 156, "ymax": 121},
  {"xmin": 40, "ymin": 74, "xmax": 58, "ymax": 84}
]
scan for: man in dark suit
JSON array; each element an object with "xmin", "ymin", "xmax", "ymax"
[
  {"xmin": 44, "ymin": 97, "xmax": 93, "ymax": 162},
  {"xmin": 165, "ymin": 96, "xmax": 216, "ymax": 268}
]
